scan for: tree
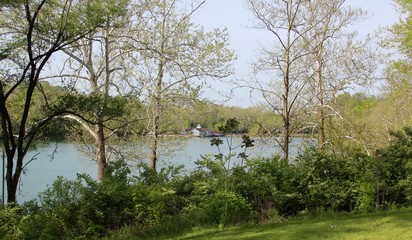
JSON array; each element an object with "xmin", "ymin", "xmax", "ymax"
[
  {"xmin": 0, "ymin": 0, "xmax": 103, "ymax": 203},
  {"xmin": 382, "ymin": 0, "xmax": 412, "ymax": 125},
  {"xmin": 49, "ymin": 0, "xmax": 133, "ymax": 181},
  {"xmin": 327, "ymin": 93, "xmax": 379, "ymax": 154},
  {"xmin": 246, "ymin": 0, "xmax": 378, "ymax": 158},
  {"xmin": 128, "ymin": 0, "xmax": 234, "ymax": 170},
  {"xmin": 303, "ymin": 0, "xmax": 376, "ymax": 149},
  {"xmin": 388, "ymin": 0, "xmax": 412, "ymax": 58},
  {"xmin": 369, "ymin": 0, "xmax": 412, "ymax": 149},
  {"xmin": 246, "ymin": 0, "xmax": 313, "ymax": 161}
]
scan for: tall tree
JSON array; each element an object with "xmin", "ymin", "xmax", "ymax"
[
  {"xmin": 365, "ymin": 0, "xmax": 412, "ymax": 149},
  {"xmin": 246, "ymin": 0, "xmax": 313, "ymax": 161},
  {"xmin": 128, "ymin": 0, "xmax": 234, "ymax": 170},
  {"xmin": 379, "ymin": 0, "xmax": 412, "ymax": 129},
  {"xmin": 0, "ymin": 0, "xmax": 103, "ymax": 203},
  {"xmin": 388, "ymin": 0, "xmax": 412, "ymax": 57},
  {"xmin": 50, "ymin": 0, "xmax": 132, "ymax": 181},
  {"xmin": 246, "ymin": 0, "xmax": 378, "ymax": 158},
  {"xmin": 303, "ymin": 0, "xmax": 375, "ymax": 149}
]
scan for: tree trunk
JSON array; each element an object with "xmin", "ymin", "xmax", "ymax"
[
  {"xmin": 149, "ymin": 13, "xmax": 166, "ymax": 171},
  {"xmin": 282, "ymin": 70, "xmax": 290, "ymax": 161},
  {"xmin": 318, "ymin": 104, "xmax": 325, "ymax": 149},
  {"xmin": 5, "ymin": 77, "xmax": 37, "ymax": 203},
  {"xmin": 6, "ymin": 156, "xmax": 19, "ymax": 203},
  {"xmin": 375, "ymin": 156, "xmax": 382, "ymax": 208},
  {"xmin": 149, "ymin": 87, "xmax": 162, "ymax": 170},
  {"xmin": 317, "ymin": 56, "xmax": 325, "ymax": 149},
  {"xmin": 95, "ymin": 121, "xmax": 107, "ymax": 181},
  {"xmin": 6, "ymin": 171, "xmax": 20, "ymax": 203},
  {"xmin": 150, "ymin": 121, "xmax": 159, "ymax": 170},
  {"xmin": 95, "ymin": 25, "xmax": 111, "ymax": 181},
  {"xmin": 282, "ymin": 77, "xmax": 290, "ymax": 161},
  {"xmin": 282, "ymin": 2, "xmax": 292, "ymax": 162},
  {"xmin": 283, "ymin": 120, "xmax": 290, "ymax": 161}
]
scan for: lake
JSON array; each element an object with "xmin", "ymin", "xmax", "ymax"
[{"xmin": 0, "ymin": 137, "xmax": 307, "ymax": 203}]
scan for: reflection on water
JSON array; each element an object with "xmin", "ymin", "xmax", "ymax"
[{"xmin": 0, "ymin": 137, "xmax": 310, "ymax": 203}]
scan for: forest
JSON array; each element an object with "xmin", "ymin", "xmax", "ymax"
[{"xmin": 1, "ymin": 0, "xmax": 412, "ymax": 239}]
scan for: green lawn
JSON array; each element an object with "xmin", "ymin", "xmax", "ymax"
[{"xmin": 159, "ymin": 208, "xmax": 412, "ymax": 240}]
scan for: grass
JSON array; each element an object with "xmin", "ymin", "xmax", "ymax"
[{"xmin": 151, "ymin": 208, "xmax": 412, "ymax": 240}]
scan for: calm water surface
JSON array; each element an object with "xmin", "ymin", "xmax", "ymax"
[{"xmin": 1, "ymin": 137, "xmax": 307, "ymax": 203}]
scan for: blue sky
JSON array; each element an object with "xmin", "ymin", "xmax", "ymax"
[{"xmin": 192, "ymin": 0, "xmax": 400, "ymax": 107}]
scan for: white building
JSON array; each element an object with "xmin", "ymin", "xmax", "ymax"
[{"xmin": 190, "ymin": 124, "xmax": 212, "ymax": 137}]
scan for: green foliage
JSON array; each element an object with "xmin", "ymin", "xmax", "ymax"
[
  {"xmin": 218, "ymin": 118, "xmax": 239, "ymax": 134},
  {"xmin": 355, "ymin": 182, "xmax": 376, "ymax": 212},
  {"xmin": 0, "ymin": 206, "xmax": 23, "ymax": 240},
  {"xmin": 12, "ymin": 160, "xmax": 135, "ymax": 239},
  {"xmin": 34, "ymin": 0, "xmax": 128, "ymax": 42},
  {"xmin": 326, "ymin": 93, "xmax": 379, "ymax": 151},
  {"xmin": 203, "ymin": 190, "xmax": 252, "ymax": 226},
  {"xmin": 391, "ymin": 0, "xmax": 412, "ymax": 57},
  {"xmin": 3, "ymin": 0, "xmax": 412, "ymax": 237},
  {"xmin": 0, "ymin": 0, "xmax": 23, "ymax": 6},
  {"xmin": 194, "ymin": 119, "xmax": 297, "ymax": 224},
  {"xmin": 84, "ymin": 0, "xmax": 129, "ymax": 26},
  {"xmin": 375, "ymin": 127, "xmax": 412, "ymax": 207},
  {"xmin": 132, "ymin": 164, "xmax": 184, "ymax": 230},
  {"xmin": 233, "ymin": 157, "xmax": 305, "ymax": 219},
  {"xmin": 18, "ymin": 177, "xmax": 84, "ymax": 239},
  {"xmin": 295, "ymin": 147, "xmax": 374, "ymax": 212},
  {"xmin": 8, "ymin": 126, "xmax": 412, "ymax": 239},
  {"xmin": 52, "ymin": 94, "xmax": 127, "ymax": 121},
  {"xmin": 1, "ymin": 82, "xmax": 69, "ymax": 139},
  {"xmin": 76, "ymin": 161, "xmax": 135, "ymax": 236}
]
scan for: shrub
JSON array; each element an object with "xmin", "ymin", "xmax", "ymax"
[
  {"xmin": 76, "ymin": 160, "xmax": 135, "ymax": 236},
  {"xmin": 295, "ymin": 147, "xmax": 374, "ymax": 212},
  {"xmin": 131, "ymin": 163, "xmax": 188, "ymax": 234},
  {"xmin": 202, "ymin": 190, "xmax": 252, "ymax": 225},
  {"xmin": 17, "ymin": 160, "xmax": 136, "ymax": 239},
  {"xmin": 0, "ymin": 205, "xmax": 23, "ymax": 240},
  {"xmin": 375, "ymin": 127, "xmax": 412, "ymax": 208},
  {"xmin": 17, "ymin": 177, "xmax": 84, "ymax": 239},
  {"xmin": 229, "ymin": 156, "xmax": 305, "ymax": 220}
]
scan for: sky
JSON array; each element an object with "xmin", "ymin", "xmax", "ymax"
[{"xmin": 192, "ymin": 0, "xmax": 400, "ymax": 107}]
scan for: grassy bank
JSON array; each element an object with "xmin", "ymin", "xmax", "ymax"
[{"xmin": 146, "ymin": 208, "xmax": 412, "ymax": 240}]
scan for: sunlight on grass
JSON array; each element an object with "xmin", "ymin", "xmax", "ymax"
[{"xmin": 171, "ymin": 208, "xmax": 412, "ymax": 240}]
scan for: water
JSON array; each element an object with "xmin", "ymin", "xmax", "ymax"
[
  {"xmin": 11, "ymin": 142, "xmax": 97, "ymax": 203},
  {"xmin": 0, "ymin": 137, "xmax": 307, "ymax": 203}
]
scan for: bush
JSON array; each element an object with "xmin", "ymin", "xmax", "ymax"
[
  {"xmin": 295, "ymin": 147, "xmax": 374, "ymax": 212},
  {"xmin": 16, "ymin": 160, "xmax": 136, "ymax": 239},
  {"xmin": 375, "ymin": 127, "xmax": 412, "ymax": 208},
  {"xmin": 130, "ymin": 163, "xmax": 190, "ymax": 236},
  {"xmin": 18, "ymin": 177, "xmax": 84, "ymax": 239},
  {"xmin": 0, "ymin": 205, "xmax": 23, "ymax": 240},
  {"xmin": 201, "ymin": 190, "xmax": 252, "ymax": 225},
  {"xmin": 77, "ymin": 160, "xmax": 135, "ymax": 234},
  {"xmin": 227, "ymin": 156, "xmax": 305, "ymax": 221}
]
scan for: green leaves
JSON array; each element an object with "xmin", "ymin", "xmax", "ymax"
[
  {"xmin": 22, "ymin": 0, "xmax": 129, "ymax": 48},
  {"xmin": 392, "ymin": 0, "xmax": 412, "ymax": 57},
  {"xmin": 83, "ymin": 0, "xmax": 129, "ymax": 27},
  {"xmin": 51, "ymin": 94, "xmax": 127, "ymax": 121},
  {"xmin": 0, "ymin": 0, "xmax": 23, "ymax": 7},
  {"xmin": 374, "ymin": 127, "xmax": 412, "ymax": 207},
  {"xmin": 241, "ymin": 135, "xmax": 254, "ymax": 148},
  {"xmin": 210, "ymin": 137, "xmax": 223, "ymax": 147},
  {"xmin": 218, "ymin": 117, "xmax": 239, "ymax": 134},
  {"xmin": 296, "ymin": 147, "xmax": 374, "ymax": 212}
]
